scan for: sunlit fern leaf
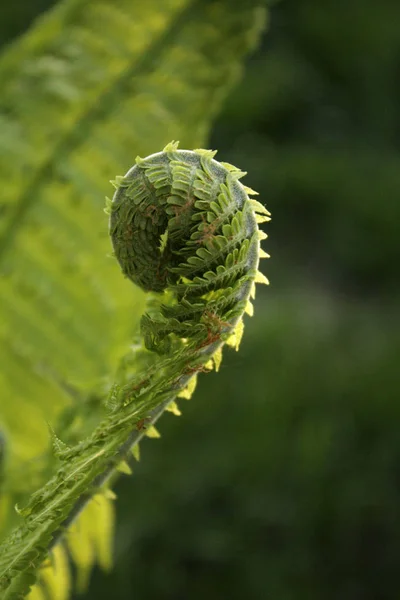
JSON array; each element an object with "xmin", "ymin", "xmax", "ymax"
[
  {"xmin": 26, "ymin": 585, "xmax": 46, "ymax": 600},
  {"xmin": 27, "ymin": 544, "xmax": 70, "ymax": 600},
  {"xmin": 66, "ymin": 492, "xmax": 115, "ymax": 593},
  {"xmin": 25, "ymin": 492, "xmax": 114, "ymax": 599}
]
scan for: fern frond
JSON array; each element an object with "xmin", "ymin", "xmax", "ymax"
[
  {"xmin": 0, "ymin": 0, "xmax": 267, "ymax": 472},
  {"xmin": 0, "ymin": 0, "xmax": 269, "ymax": 596},
  {"xmin": 0, "ymin": 142, "xmax": 270, "ymax": 598}
]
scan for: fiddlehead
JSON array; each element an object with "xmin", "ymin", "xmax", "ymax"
[
  {"xmin": 0, "ymin": 142, "xmax": 269, "ymax": 599},
  {"xmin": 109, "ymin": 141, "xmax": 270, "ymax": 355}
]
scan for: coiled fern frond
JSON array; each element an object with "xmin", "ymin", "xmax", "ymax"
[
  {"xmin": 109, "ymin": 141, "xmax": 269, "ymax": 353},
  {"xmin": 0, "ymin": 143, "xmax": 269, "ymax": 599}
]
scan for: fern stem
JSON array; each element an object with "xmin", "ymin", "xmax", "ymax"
[{"xmin": 47, "ymin": 396, "xmax": 171, "ymax": 552}]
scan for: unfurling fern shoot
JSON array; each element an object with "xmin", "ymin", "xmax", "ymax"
[
  {"xmin": 0, "ymin": 142, "xmax": 269, "ymax": 600},
  {"xmin": 109, "ymin": 141, "xmax": 270, "ymax": 360}
]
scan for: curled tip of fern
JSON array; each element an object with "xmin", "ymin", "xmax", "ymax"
[{"xmin": 109, "ymin": 141, "xmax": 269, "ymax": 351}]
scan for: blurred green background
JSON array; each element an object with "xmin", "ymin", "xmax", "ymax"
[{"xmin": 1, "ymin": 1, "xmax": 400, "ymax": 599}]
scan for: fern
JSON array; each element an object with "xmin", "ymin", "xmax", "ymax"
[
  {"xmin": 0, "ymin": 141, "xmax": 269, "ymax": 598},
  {"xmin": 0, "ymin": 0, "xmax": 267, "ymax": 468},
  {"xmin": 0, "ymin": 0, "xmax": 269, "ymax": 597}
]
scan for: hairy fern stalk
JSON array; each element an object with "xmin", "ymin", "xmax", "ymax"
[{"xmin": 0, "ymin": 142, "xmax": 269, "ymax": 598}]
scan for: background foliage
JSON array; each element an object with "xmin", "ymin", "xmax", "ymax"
[{"xmin": 1, "ymin": 1, "xmax": 399, "ymax": 599}]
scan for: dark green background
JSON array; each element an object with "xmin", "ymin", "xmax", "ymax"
[{"xmin": 2, "ymin": 1, "xmax": 400, "ymax": 599}]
